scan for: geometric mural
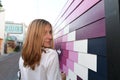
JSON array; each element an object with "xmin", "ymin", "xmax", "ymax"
[{"xmin": 54, "ymin": 0, "xmax": 107, "ymax": 80}]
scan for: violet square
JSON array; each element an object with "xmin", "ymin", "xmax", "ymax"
[
  {"xmin": 66, "ymin": 42, "xmax": 74, "ymax": 50},
  {"xmin": 63, "ymin": 65, "xmax": 68, "ymax": 76},
  {"xmin": 63, "ymin": 50, "xmax": 69, "ymax": 58},
  {"xmin": 76, "ymin": 19, "xmax": 105, "ymax": 40},
  {"xmin": 62, "ymin": 34, "xmax": 68, "ymax": 42},
  {"xmin": 61, "ymin": 42, "xmax": 66, "ymax": 49},
  {"xmin": 62, "ymin": 56, "xmax": 67, "ymax": 65},
  {"xmin": 66, "ymin": 59, "xmax": 74, "ymax": 72},
  {"xmin": 69, "ymin": 51, "xmax": 78, "ymax": 62},
  {"xmin": 60, "ymin": 62, "xmax": 63, "ymax": 70},
  {"xmin": 66, "ymin": 0, "xmax": 100, "ymax": 24}
]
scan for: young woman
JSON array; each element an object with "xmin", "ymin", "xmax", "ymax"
[{"xmin": 19, "ymin": 19, "xmax": 62, "ymax": 80}]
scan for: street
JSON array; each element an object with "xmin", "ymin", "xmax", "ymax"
[{"xmin": 0, "ymin": 52, "xmax": 20, "ymax": 80}]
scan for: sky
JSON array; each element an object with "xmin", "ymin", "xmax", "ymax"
[{"xmin": 2, "ymin": 0, "xmax": 67, "ymax": 26}]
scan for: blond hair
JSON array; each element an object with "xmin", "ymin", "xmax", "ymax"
[{"xmin": 22, "ymin": 19, "xmax": 54, "ymax": 70}]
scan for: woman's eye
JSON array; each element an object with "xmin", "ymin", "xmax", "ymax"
[{"xmin": 49, "ymin": 31, "xmax": 52, "ymax": 34}]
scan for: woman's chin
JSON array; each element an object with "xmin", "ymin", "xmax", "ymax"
[{"xmin": 43, "ymin": 43, "xmax": 51, "ymax": 48}]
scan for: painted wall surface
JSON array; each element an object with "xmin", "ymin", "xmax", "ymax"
[{"xmin": 54, "ymin": 0, "xmax": 107, "ymax": 80}]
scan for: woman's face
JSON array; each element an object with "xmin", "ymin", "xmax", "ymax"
[{"xmin": 43, "ymin": 25, "xmax": 52, "ymax": 48}]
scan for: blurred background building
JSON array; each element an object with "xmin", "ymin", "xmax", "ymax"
[
  {"xmin": 0, "ymin": 0, "xmax": 5, "ymax": 55},
  {"xmin": 4, "ymin": 22, "xmax": 27, "ymax": 54}
]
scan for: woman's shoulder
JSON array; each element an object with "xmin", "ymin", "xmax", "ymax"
[
  {"xmin": 45, "ymin": 48, "xmax": 56, "ymax": 53},
  {"xmin": 19, "ymin": 56, "xmax": 23, "ymax": 63},
  {"xmin": 19, "ymin": 56, "xmax": 24, "ymax": 68},
  {"xmin": 45, "ymin": 48, "xmax": 58, "ymax": 57}
]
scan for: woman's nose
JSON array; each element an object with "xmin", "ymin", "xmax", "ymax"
[{"xmin": 47, "ymin": 33, "xmax": 52, "ymax": 39}]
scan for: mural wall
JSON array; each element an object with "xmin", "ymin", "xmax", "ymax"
[{"xmin": 54, "ymin": 0, "xmax": 107, "ymax": 80}]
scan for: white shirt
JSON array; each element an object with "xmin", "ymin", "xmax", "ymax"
[{"xmin": 19, "ymin": 48, "xmax": 62, "ymax": 80}]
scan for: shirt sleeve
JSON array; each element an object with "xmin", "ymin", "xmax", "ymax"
[
  {"xmin": 46, "ymin": 51, "xmax": 62, "ymax": 80},
  {"xmin": 19, "ymin": 57, "xmax": 25, "ymax": 80}
]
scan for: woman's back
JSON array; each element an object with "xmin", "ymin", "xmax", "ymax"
[{"xmin": 19, "ymin": 48, "xmax": 62, "ymax": 80}]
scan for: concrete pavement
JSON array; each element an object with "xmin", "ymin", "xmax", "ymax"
[{"xmin": 0, "ymin": 52, "xmax": 21, "ymax": 80}]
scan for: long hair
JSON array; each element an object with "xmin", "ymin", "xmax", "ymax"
[{"xmin": 22, "ymin": 19, "xmax": 54, "ymax": 70}]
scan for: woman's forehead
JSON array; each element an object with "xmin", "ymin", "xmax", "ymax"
[{"xmin": 45, "ymin": 25, "xmax": 52, "ymax": 31}]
